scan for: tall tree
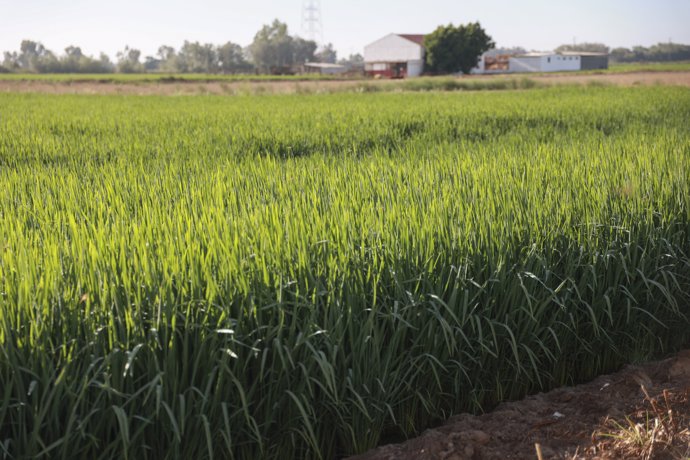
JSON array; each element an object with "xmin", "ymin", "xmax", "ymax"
[
  {"xmin": 143, "ymin": 56, "xmax": 162, "ymax": 72},
  {"xmin": 315, "ymin": 43, "xmax": 337, "ymax": 63},
  {"xmin": 425, "ymin": 22, "xmax": 494, "ymax": 74},
  {"xmin": 156, "ymin": 45, "xmax": 178, "ymax": 72},
  {"xmin": 116, "ymin": 46, "xmax": 143, "ymax": 73},
  {"xmin": 13, "ymin": 40, "xmax": 57, "ymax": 72},
  {"xmin": 249, "ymin": 20, "xmax": 316, "ymax": 73},
  {"xmin": 177, "ymin": 41, "xmax": 218, "ymax": 73},
  {"xmin": 62, "ymin": 47, "xmax": 112, "ymax": 73},
  {"xmin": 2, "ymin": 51, "xmax": 19, "ymax": 70},
  {"xmin": 250, "ymin": 20, "xmax": 293, "ymax": 73},
  {"xmin": 217, "ymin": 42, "xmax": 252, "ymax": 73},
  {"xmin": 292, "ymin": 37, "xmax": 317, "ymax": 65}
]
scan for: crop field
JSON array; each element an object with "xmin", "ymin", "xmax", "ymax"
[
  {"xmin": 1, "ymin": 87, "xmax": 689, "ymax": 459},
  {"xmin": 1, "ymin": 61, "xmax": 689, "ymax": 84},
  {"xmin": 0, "ymin": 72, "xmax": 344, "ymax": 84},
  {"xmin": 607, "ymin": 60, "xmax": 690, "ymax": 73}
]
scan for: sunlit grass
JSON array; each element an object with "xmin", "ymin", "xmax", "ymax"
[
  {"xmin": 608, "ymin": 60, "xmax": 690, "ymax": 73},
  {"xmin": 0, "ymin": 86, "xmax": 689, "ymax": 459}
]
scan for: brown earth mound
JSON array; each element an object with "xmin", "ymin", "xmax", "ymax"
[{"xmin": 350, "ymin": 350, "xmax": 690, "ymax": 460}]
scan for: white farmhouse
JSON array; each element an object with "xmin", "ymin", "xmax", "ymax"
[{"xmin": 364, "ymin": 33, "xmax": 426, "ymax": 78}]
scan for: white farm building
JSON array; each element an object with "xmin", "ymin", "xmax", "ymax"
[
  {"xmin": 303, "ymin": 62, "xmax": 347, "ymax": 75},
  {"xmin": 364, "ymin": 33, "xmax": 426, "ymax": 78},
  {"xmin": 363, "ymin": 33, "xmax": 609, "ymax": 77},
  {"xmin": 474, "ymin": 51, "xmax": 609, "ymax": 74},
  {"xmin": 508, "ymin": 52, "xmax": 582, "ymax": 73}
]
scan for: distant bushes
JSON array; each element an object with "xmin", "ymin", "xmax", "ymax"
[
  {"xmin": 400, "ymin": 76, "xmax": 538, "ymax": 91},
  {"xmin": 611, "ymin": 42, "xmax": 690, "ymax": 63}
]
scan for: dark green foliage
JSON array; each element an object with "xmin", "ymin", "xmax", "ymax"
[{"xmin": 425, "ymin": 22, "xmax": 494, "ymax": 74}]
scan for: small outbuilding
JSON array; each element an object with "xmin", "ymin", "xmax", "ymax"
[
  {"xmin": 303, "ymin": 62, "xmax": 347, "ymax": 75},
  {"xmin": 562, "ymin": 52, "xmax": 609, "ymax": 70},
  {"xmin": 509, "ymin": 52, "xmax": 582, "ymax": 73},
  {"xmin": 364, "ymin": 33, "xmax": 426, "ymax": 78}
]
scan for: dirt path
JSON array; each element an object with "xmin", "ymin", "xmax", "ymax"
[
  {"xmin": 0, "ymin": 71, "xmax": 689, "ymax": 95},
  {"xmin": 349, "ymin": 350, "xmax": 690, "ymax": 460}
]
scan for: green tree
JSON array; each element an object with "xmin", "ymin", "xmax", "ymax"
[
  {"xmin": 156, "ymin": 45, "xmax": 178, "ymax": 72},
  {"xmin": 2, "ymin": 51, "xmax": 19, "ymax": 70},
  {"xmin": 177, "ymin": 41, "xmax": 218, "ymax": 73},
  {"xmin": 61, "ymin": 46, "xmax": 84, "ymax": 71},
  {"xmin": 250, "ymin": 20, "xmax": 293, "ymax": 73},
  {"xmin": 292, "ymin": 37, "xmax": 317, "ymax": 65},
  {"xmin": 53, "ymin": 45, "xmax": 110, "ymax": 73},
  {"xmin": 315, "ymin": 43, "xmax": 337, "ymax": 63},
  {"xmin": 12, "ymin": 40, "xmax": 57, "ymax": 72},
  {"xmin": 425, "ymin": 22, "xmax": 494, "ymax": 74},
  {"xmin": 217, "ymin": 42, "xmax": 252, "ymax": 73},
  {"xmin": 116, "ymin": 46, "xmax": 144, "ymax": 73},
  {"xmin": 249, "ymin": 20, "xmax": 316, "ymax": 73},
  {"xmin": 143, "ymin": 55, "xmax": 162, "ymax": 72}
]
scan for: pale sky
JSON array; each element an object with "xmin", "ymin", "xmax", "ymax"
[{"xmin": 1, "ymin": 0, "xmax": 689, "ymax": 59}]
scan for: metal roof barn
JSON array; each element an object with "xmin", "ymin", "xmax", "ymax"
[{"xmin": 364, "ymin": 33, "xmax": 426, "ymax": 78}]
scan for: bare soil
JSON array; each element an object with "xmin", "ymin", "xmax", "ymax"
[
  {"xmin": 0, "ymin": 71, "xmax": 689, "ymax": 95},
  {"xmin": 348, "ymin": 350, "xmax": 690, "ymax": 460}
]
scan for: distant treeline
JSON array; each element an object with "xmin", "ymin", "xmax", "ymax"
[
  {"xmin": 610, "ymin": 43, "xmax": 690, "ymax": 63},
  {"xmin": 3, "ymin": 30, "xmax": 689, "ymax": 75},
  {"xmin": 0, "ymin": 20, "xmax": 363, "ymax": 75},
  {"xmin": 555, "ymin": 42, "xmax": 690, "ymax": 63}
]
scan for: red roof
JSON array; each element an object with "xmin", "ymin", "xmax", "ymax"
[{"xmin": 398, "ymin": 34, "xmax": 425, "ymax": 46}]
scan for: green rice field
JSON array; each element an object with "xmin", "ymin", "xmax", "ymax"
[
  {"xmin": 607, "ymin": 60, "xmax": 690, "ymax": 73},
  {"xmin": 1, "ymin": 87, "xmax": 689, "ymax": 458}
]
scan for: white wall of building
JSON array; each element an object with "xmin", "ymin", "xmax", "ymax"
[
  {"xmin": 541, "ymin": 55, "xmax": 580, "ymax": 72},
  {"xmin": 407, "ymin": 60, "xmax": 424, "ymax": 77},
  {"xmin": 508, "ymin": 56, "xmax": 543, "ymax": 72},
  {"xmin": 509, "ymin": 54, "xmax": 582, "ymax": 73},
  {"xmin": 364, "ymin": 34, "xmax": 424, "ymax": 63}
]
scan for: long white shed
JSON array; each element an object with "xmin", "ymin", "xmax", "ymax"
[{"xmin": 509, "ymin": 53, "xmax": 581, "ymax": 73}]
